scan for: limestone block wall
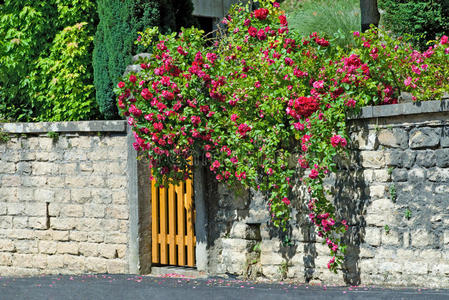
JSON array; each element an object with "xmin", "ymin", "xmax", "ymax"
[
  {"xmin": 204, "ymin": 100, "xmax": 449, "ymax": 288},
  {"xmin": 0, "ymin": 121, "xmax": 139, "ymax": 276}
]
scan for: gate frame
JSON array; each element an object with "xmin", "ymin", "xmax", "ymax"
[{"xmin": 128, "ymin": 126, "xmax": 209, "ymax": 274}]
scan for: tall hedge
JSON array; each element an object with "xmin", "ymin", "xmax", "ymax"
[
  {"xmin": 379, "ymin": 0, "xmax": 449, "ymax": 50},
  {"xmin": 93, "ymin": 0, "xmax": 196, "ymax": 120}
]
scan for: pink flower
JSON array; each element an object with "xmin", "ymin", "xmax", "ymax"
[
  {"xmin": 309, "ymin": 168, "xmax": 319, "ymax": 179},
  {"xmin": 191, "ymin": 115, "xmax": 201, "ymax": 126},
  {"xmin": 330, "ymin": 135, "xmax": 347, "ymax": 148},
  {"xmin": 117, "ymin": 81, "xmax": 125, "ymax": 88},
  {"xmin": 327, "ymin": 257, "xmax": 335, "ymax": 269},
  {"xmin": 279, "ymin": 15, "xmax": 288, "ymax": 26},
  {"xmin": 248, "ymin": 26, "xmax": 257, "ymax": 37},
  {"xmin": 353, "ymin": 31, "xmax": 360, "ymax": 37},
  {"xmin": 441, "ymin": 35, "xmax": 448, "ymax": 45},
  {"xmin": 312, "ymin": 80, "xmax": 324, "ymax": 89},
  {"xmin": 129, "ymin": 75, "xmax": 137, "ymax": 83},
  {"xmin": 243, "ymin": 19, "xmax": 251, "ymax": 26},
  {"xmin": 257, "ymin": 29, "xmax": 267, "ymax": 40},
  {"xmin": 282, "ymin": 197, "xmax": 291, "ymax": 205},
  {"xmin": 293, "ymin": 122, "xmax": 304, "ymax": 131},
  {"xmin": 345, "ymin": 98, "xmax": 356, "ymax": 108},
  {"xmin": 273, "ymin": 2, "xmax": 280, "ymax": 8},
  {"xmin": 254, "ymin": 81, "xmax": 261, "ymax": 88},
  {"xmin": 254, "ymin": 8, "xmax": 269, "ymax": 20},
  {"xmin": 237, "ymin": 123, "xmax": 251, "ymax": 137},
  {"xmin": 231, "ymin": 114, "xmax": 239, "ymax": 122},
  {"xmin": 230, "ymin": 156, "xmax": 238, "ymax": 164},
  {"xmin": 284, "ymin": 57, "xmax": 293, "ymax": 65},
  {"xmin": 404, "ymin": 76, "xmax": 412, "ymax": 87}
]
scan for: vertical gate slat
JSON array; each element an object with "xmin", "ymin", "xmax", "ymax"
[
  {"xmin": 159, "ymin": 186, "xmax": 168, "ymax": 265},
  {"xmin": 186, "ymin": 177, "xmax": 195, "ymax": 267},
  {"xmin": 168, "ymin": 184, "xmax": 176, "ymax": 265},
  {"xmin": 176, "ymin": 182, "xmax": 186, "ymax": 266},
  {"xmin": 151, "ymin": 180, "xmax": 159, "ymax": 264}
]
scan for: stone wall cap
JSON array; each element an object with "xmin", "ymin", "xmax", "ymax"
[
  {"xmin": 349, "ymin": 99, "xmax": 449, "ymax": 120},
  {"xmin": 0, "ymin": 120, "xmax": 127, "ymax": 133}
]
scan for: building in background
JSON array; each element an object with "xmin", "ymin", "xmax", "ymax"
[{"xmin": 192, "ymin": 0, "xmax": 251, "ymax": 32}]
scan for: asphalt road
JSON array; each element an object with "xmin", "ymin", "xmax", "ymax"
[{"xmin": 1, "ymin": 274, "xmax": 448, "ymax": 300}]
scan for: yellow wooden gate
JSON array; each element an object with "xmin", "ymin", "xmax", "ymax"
[{"xmin": 151, "ymin": 178, "xmax": 196, "ymax": 267}]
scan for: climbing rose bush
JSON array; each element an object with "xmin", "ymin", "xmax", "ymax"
[{"xmin": 115, "ymin": 0, "xmax": 449, "ymax": 272}]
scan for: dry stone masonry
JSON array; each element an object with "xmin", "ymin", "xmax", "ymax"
[{"xmin": 0, "ymin": 121, "xmax": 132, "ymax": 276}]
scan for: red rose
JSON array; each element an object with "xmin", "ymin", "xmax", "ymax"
[
  {"xmin": 279, "ymin": 15, "xmax": 288, "ymax": 26},
  {"xmin": 248, "ymin": 26, "xmax": 257, "ymax": 37},
  {"xmin": 129, "ymin": 74, "xmax": 137, "ymax": 83},
  {"xmin": 117, "ymin": 81, "xmax": 125, "ymax": 88},
  {"xmin": 254, "ymin": 8, "xmax": 269, "ymax": 20}
]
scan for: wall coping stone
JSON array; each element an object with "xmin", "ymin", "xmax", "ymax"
[
  {"xmin": 0, "ymin": 120, "xmax": 126, "ymax": 133},
  {"xmin": 349, "ymin": 99, "xmax": 449, "ymax": 120}
]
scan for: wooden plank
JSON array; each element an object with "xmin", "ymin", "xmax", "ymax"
[
  {"xmin": 186, "ymin": 178, "xmax": 195, "ymax": 267},
  {"xmin": 176, "ymin": 182, "xmax": 186, "ymax": 266},
  {"xmin": 168, "ymin": 184, "xmax": 176, "ymax": 265},
  {"xmin": 159, "ymin": 186, "xmax": 168, "ymax": 264},
  {"xmin": 151, "ymin": 180, "xmax": 159, "ymax": 264}
]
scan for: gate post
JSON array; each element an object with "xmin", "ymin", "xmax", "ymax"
[{"xmin": 194, "ymin": 163, "xmax": 208, "ymax": 271}]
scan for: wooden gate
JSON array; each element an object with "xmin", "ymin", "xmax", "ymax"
[{"xmin": 151, "ymin": 178, "xmax": 196, "ymax": 267}]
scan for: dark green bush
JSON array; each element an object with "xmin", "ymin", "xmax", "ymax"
[
  {"xmin": 93, "ymin": 0, "xmax": 196, "ymax": 120},
  {"xmin": 379, "ymin": 0, "xmax": 449, "ymax": 50}
]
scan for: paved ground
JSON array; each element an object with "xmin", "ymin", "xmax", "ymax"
[{"xmin": 1, "ymin": 274, "xmax": 448, "ymax": 300}]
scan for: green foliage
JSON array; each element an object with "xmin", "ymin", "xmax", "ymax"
[
  {"xmin": 389, "ymin": 184, "xmax": 397, "ymax": 202},
  {"xmin": 384, "ymin": 224, "xmax": 390, "ymax": 234},
  {"xmin": 31, "ymin": 23, "xmax": 99, "ymax": 121},
  {"xmin": 93, "ymin": 0, "xmax": 196, "ymax": 120},
  {"xmin": 282, "ymin": 0, "xmax": 360, "ymax": 48},
  {"xmin": 404, "ymin": 208, "xmax": 412, "ymax": 220},
  {"xmin": 0, "ymin": 0, "xmax": 98, "ymax": 122},
  {"xmin": 379, "ymin": 0, "xmax": 449, "ymax": 50}
]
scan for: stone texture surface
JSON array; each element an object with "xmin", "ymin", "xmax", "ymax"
[
  {"xmin": 203, "ymin": 113, "xmax": 449, "ymax": 288},
  {"xmin": 0, "ymin": 125, "xmax": 130, "ymax": 275}
]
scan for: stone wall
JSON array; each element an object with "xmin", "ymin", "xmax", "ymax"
[
  {"xmin": 203, "ymin": 100, "xmax": 449, "ymax": 288},
  {"xmin": 0, "ymin": 121, "xmax": 141, "ymax": 276}
]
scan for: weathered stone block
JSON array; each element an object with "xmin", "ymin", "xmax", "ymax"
[
  {"xmin": 28, "ymin": 217, "xmax": 47, "ymax": 229},
  {"xmin": 428, "ymin": 168, "xmax": 449, "ymax": 182},
  {"xmin": 86, "ymin": 257, "xmax": 107, "ymax": 273},
  {"xmin": 0, "ymin": 162, "xmax": 16, "ymax": 174},
  {"xmin": 79, "ymin": 242, "xmax": 98, "ymax": 257},
  {"xmin": 230, "ymin": 223, "xmax": 261, "ymax": 240},
  {"xmin": 0, "ymin": 253, "xmax": 12, "ymax": 266},
  {"xmin": 57, "ymin": 242, "xmax": 80, "ymax": 255},
  {"xmin": 364, "ymin": 227, "xmax": 381, "ymax": 246},
  {"xmin": 260, "ymin": 252, "xmax": 284, "ymax": 265},
  {"xmin": 98, "ymin": 244, "xmax": 118, "ymax": 259},
  {"xmin": 1, "ymin": 175, "xmax": 20, "ymax": 187},
  {"xmin": 377, "ymin": 128, "xmax": 408, "ymax": 149},
  {"xmin": 402, "ymin": 262, "xmax": 428, "ymax": 275},
  {"xmin": 392, "ymin": 168, "xmax": 408, "ymax": 182},
  {"xmin": 416, "ymin": 150, "xmax": 436, "ymax": 167},
  {"xmin": 381, "ymin": 230, "xmax": 400, "ymax": 246},
  {"xmin": 435, "ymin": 149, "xmax": 449, "ymax": 167},
  {"xmin": 373, "ymin": 170, "xmax": 390, "ymax": 182},
  {"xmin": 106, "ymin": 259, "xmax": 126, "ymax": 273},
  {"xmin": 369, "ymin": 185, "xmax": 385, "ymax": 198},
  {"xmin": 34, "ymin": 189, "xmax": 55, "ymax": 202},
  {"xmin": 69, "ymin": 231, "xmax": 88, "ymax": 242},
  {"xmin": 412, "ymin": 229, "xmax": 431, "ymax": 247},
  {"xmin": 408, "ymin": 168, "xmax": 426, "ymax": 183},
  {"xmin": 104, "ymin": 232, "xmax": 127, "ymax": 244},
  {"xmin": 360, "ymin": 151, "xmax": 386, "ymax": 168},
  {"xmin": 409, "ymin": 127, "xmax": 441, "ymax": 149},
  {"xmin": 64, "ymin": 254, "xmax": 85, "ymax": 271},
  {"xmin": 71, "ymin": 189, "xmax": 92, "ymax": 203},
  {"xmin": 39, "ymin": 241, "xmax": 57, "ymax": 254},
  {"xmin": 7, "ymin": 203, "xmax": 25, "ymax": 215},
  {"xmin": 61, "ymin": 204, "xmax": 84, "ymax": 218},
  {"xmin": 105, "ymin": 205, "xmax": 129, "ymax": 220},
  {"xmin": 84, "ymin": 204, "xmax": 105, "ymax": 218},
  {"xmin": 47, "ymin": 255, "xmax": 64, "ymax": 269},
  {"xmin": 0, "ymin": 239, "xmax": 15, "ymax": 252}
]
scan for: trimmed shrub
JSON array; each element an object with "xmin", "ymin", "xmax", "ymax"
[{"xmin": 379, "ymin": 0, "xmax": 449, "ymax": 50}]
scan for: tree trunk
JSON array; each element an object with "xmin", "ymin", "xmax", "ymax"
[{"xmin": 360, "ymin": 0, "xmax": 380, "ymax": 32}]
